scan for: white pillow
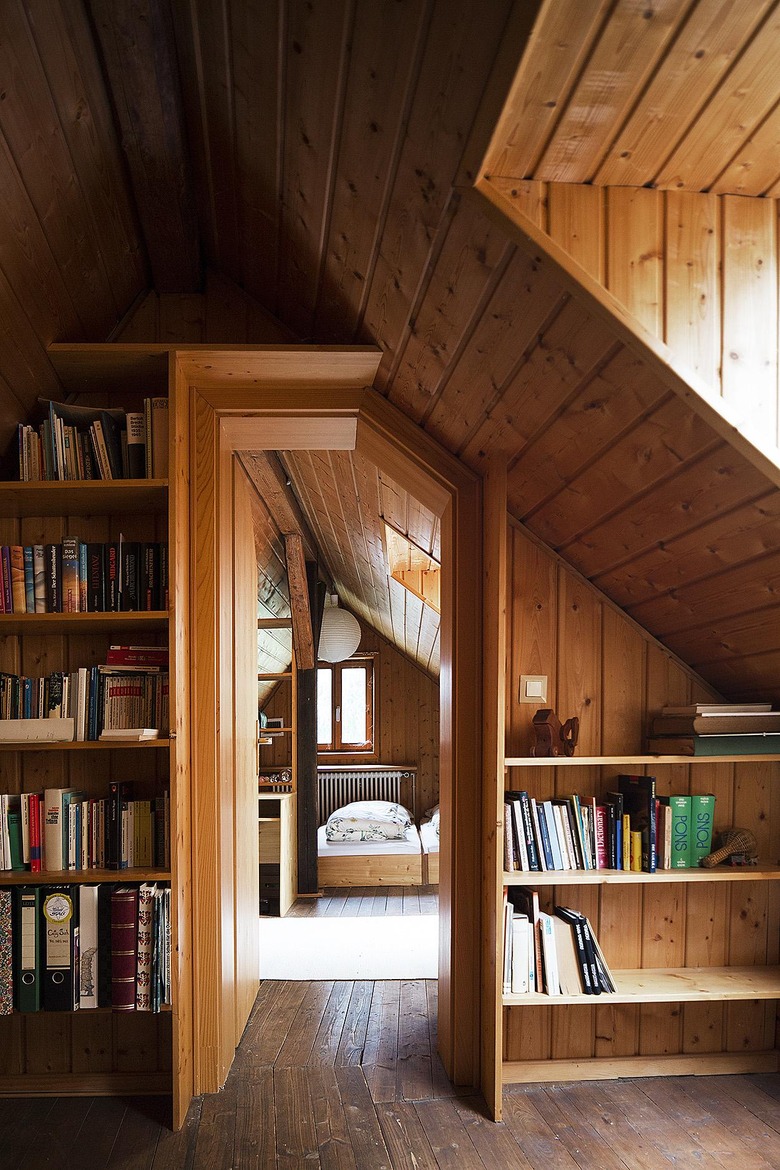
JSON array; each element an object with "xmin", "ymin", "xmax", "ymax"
[
  {"xmin": 423, "ymin": 804, "xmax": 440, "ymax": 836},
  {"xmin": 325, "ymin": 799, "xmax": 412, "ymax": 842}
]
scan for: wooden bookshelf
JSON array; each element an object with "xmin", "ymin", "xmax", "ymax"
[
  {"xmin": 503, "ymin": 965, "xmax": 780, "ymax": 1006},
  {"xmin": 0, "ymin": 351, "xmax": 188, "ymax": 1124},
  {"xmin": 504, "ymin": 864, "xmax": 780, "ymax": 885}
]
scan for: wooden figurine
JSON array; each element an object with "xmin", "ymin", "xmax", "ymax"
[{"xmin": 530, "ymin": 708, "xmax": 580, "ymax": 757}]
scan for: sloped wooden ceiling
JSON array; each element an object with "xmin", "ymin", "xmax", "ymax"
[{"xmin": 1, "ymin": 0, "xmax": 780, "ymax": 701}]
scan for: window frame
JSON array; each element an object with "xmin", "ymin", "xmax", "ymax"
[{"xmin": 317, "ymin": 655, "xmax": 376, "ymax": 756}]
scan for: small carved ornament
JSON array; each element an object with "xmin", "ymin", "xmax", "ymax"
[
  {"xmin": 530, "ymin": 708, "xmax": 580, "ymax": 758},
  {"xmin": 700, "ymin": 827, "xmax": 758, "ymax": 868}
]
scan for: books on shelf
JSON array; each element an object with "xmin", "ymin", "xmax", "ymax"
[
  {"xmin": 649, "ymin": 704, "xmax": 780, "ymax": 756},
  {"xmin": 0, "ymin": 882, "xmax": 171, "ymax": 1013},
  {"xmin": 502, "ymin": 889, "xmax": 615, "ymax": 998},
  {"xmin": 17, "ymin": 397, "xmax": 169, "ymax": 482},
  {"xmin": 0, "ymin": 539, "xmax": 168, "ymax": 614},
  {"xmin": 0, "ymin": 664, "xmax": 168, "ymax": 741},
  {"xmin": 1, "ymin": 783, "xmax": 169, "ymax": 873},
  {"xmin": 504, "ymin": 781, "xmax": 717, "ymax": 874}
]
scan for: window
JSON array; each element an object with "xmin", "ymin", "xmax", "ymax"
[{"xmin": 317, "ymin": 658, "xmax": 374, "ymax": 753}]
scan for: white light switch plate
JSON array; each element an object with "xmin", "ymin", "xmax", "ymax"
[{"xmin": 519, "ymin": 674, "xmax": 548, "ymax": 704}]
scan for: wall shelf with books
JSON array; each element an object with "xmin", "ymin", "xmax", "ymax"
[{"xmin": 0, "ymin": 346, "xmax": 186, "ymax": 1119}]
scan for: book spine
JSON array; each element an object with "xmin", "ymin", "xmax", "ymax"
[
  {"xmin": 62, "ymin": 537, "xmax": 80, "ymax": 614},
  {"xmin": 518, "ymin": 792, "xmax": 540, "ymax": 871},
  {"xmin": 23, "ymin": 546, "xmax": 34, "ymax": 613},
  {"xmin": 136, "ymin": 884, "xmax": 155, "ymax": 1010},
  {"xmin": 594, "ymin": 805, "xmax": 609, "ymax": 869},
  {"xmin": 110, "ymin": 886, "xmax": 139, "ymax": 1010},
  {"xmin": 1, "ymin": 547, "xmax": 12, "ymax": 614},
  {"xmin": 44, "ymin": 543, "xmax": 62, "ymax": 613},
  {"xmin": 690, "ymin": 794, "xmax": 716, "ymax": 867},
  {"xmin": 0, "ymin": 890, "xmax": 12, "ymax": 1014},
  {"xmin": 32, "ymin": 545, "xmax": 46, "ymax": 613},
  {"xmin": 670, "ymin": 795, "xmax": 692, "ymax": 869},
  {"xmin": 9, "ymin": 545, "xmax": 25, "ymax": 613}
]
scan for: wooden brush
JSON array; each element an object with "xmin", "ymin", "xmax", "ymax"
[{"xmin": 700, "ymin": 828, "xmax": 758, "ymax": 868}]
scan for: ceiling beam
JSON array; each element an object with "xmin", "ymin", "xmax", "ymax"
[
  {"xmin": 284, "ymin": 534, "xmax": 315, "ymax": 670},
  {"xmin": 88, "ymin": 0, "xmax": 201, "ymax": 292},
  {"xmin": 239, "ymin": 451, "xmax": 333, "ymax": 582}
]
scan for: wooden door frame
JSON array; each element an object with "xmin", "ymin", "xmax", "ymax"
[{"xmin": 182, "ymin": 347, "xmax": 483, "ymax": 1095}]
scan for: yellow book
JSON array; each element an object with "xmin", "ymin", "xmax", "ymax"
[
  {"xmin": 630, "ymin": 830, "xmax": 643, "ymax": 872},
  {"xmin": 622, "ymin": 813, "xmax": 631, "ymax": 871}
]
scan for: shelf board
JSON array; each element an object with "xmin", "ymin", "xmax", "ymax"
[
  {"xmin": 0, "ymin": 611, "xmax": 168, "ymax": 634},
  {"xmin": 503, "ymin": 864, "xmax": 780, "ymax": 885},
  {"xmin": 505, "ymin": 754, "xmax": 780, "ymax": 766},
  {"xmin": 0, "ymin": 1070, "xmax": 172, "ymax": 1097},
  {"xmin": 0, "ymin": 868, "xmax": 171, "ymax": 885},
  {"xmin": 258, "ymin": 672, "xmax": 292, "ymax": 680},
  {"xmin": 0, "ymin": 479, "xmax": 167, "ymax": 517},
  {"xmin": 502, "ymin": 1050, "xmax": 780, "ymax": 1084},
  {"xmin": 503, "ymin": 965, "xmax": 780, "ymax": 1006},
  {"xmin": 0, "ymin": 738, "xmax": 170, "ymax": 751}
]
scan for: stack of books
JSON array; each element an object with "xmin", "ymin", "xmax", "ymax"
[
  {"xmin": 0, "ymin": 882, "xmax": 171, "ymax": 1014},
  {"xmin": 16, "ymin": 397, "xmax": 168, "ymax": 482},
  {"xmin": 504, "ymin": 777, "xmax": 716, "ymax": 874},
  {"xmin": 647, "ymin": 703, "xmax": 780, "ymax": 756},
  {"xmin": 502, "ymin": 887, "xmax": 615, "ymax": 996}
]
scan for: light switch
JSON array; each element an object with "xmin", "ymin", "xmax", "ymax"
[{"xmin": 519, "ymin": 674, "xmax": 548, "ymax": 704}]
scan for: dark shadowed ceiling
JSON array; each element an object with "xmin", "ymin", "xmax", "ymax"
[{"xmin": 1, "ymin": 0, "xmax": 780, "ymax": 701}]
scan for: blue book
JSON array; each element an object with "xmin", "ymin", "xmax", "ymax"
[
  {"xmin": 542, "ymin": 801, "xmax": 564, "ymax": 870},
  {"xmin": 23, "ymin": 547, "xmax": 34, "ymax": 612}
]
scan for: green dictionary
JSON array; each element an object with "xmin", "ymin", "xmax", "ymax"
[
  {"xmin": 690, "ymin": 794, "xmax": 716, "ymax": 867},
  {"xmin": 669, "ymin": 795, "xmax": 691, "ymax": 869}
]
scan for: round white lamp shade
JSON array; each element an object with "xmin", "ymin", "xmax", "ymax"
[{"xmin": 318, "ymin": 598, "xmax": 361, "ymax": 662}]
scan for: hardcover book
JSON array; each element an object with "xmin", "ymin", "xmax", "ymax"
[
  {"xmin": 617, "ymin": 774, "xmax": 657, "ymax": 873},
  {"xmin": 690, "ymin": 794, "xmax": 716, "ymax": 866}
]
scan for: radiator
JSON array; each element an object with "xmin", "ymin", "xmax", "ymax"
[{"xmin": 317, "ymin": 766, "xmax": 417, "ymax": 823}]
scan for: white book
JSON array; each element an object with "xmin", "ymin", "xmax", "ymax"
[
  {"xmin": 0, "ymin": 718, "xmax": 74, "ymax": 743},
  {"xmin": 511, "ymin": 913, "xmax": 529, "ymax": 994},
  {"xmin": 43, "ymin": 787, "xmax": 77, "ymax": 871},
  {"xmin": 502, "ymin": 895, "xmax": 513, "ymax": 995},
  {"xmin": 661, "ymin": 703, "xmax": 771, "ymax": 715},
  {"xmin": 79, "ymin": 885, "xmax": 100, "ymax": 1009},
  {"xmin": 538, "ymin": 911, "xmax": 561, "ymax": 996},
  {"xmin": 98, "ymin": 727, "xmax": 159, "ymax": 741}
]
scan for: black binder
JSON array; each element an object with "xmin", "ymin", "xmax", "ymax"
[{"xmin": 42, "ymin": 886, "xmax": 79, "ymax": 1011}]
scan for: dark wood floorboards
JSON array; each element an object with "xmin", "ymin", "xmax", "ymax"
[{"xmin": 2, "ymin": 889, "xmax": 780, "ymax": 1167}]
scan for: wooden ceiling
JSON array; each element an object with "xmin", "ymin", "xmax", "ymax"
[
  {"xmin": 486, "ymin": 0, "xmax": 780, "ymax": 195},
  {"xmin": 1, "ymin": 0, "xmax": 780, "ymax": 701}
]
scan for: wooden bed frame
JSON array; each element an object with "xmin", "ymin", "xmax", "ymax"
[
  {"xmin": 317, "ymin": 766, "xmax": 424, "ymax": 887},
  {"xmin": 423, "ymin": 849, "xmax": 439, "ymax": 884}
]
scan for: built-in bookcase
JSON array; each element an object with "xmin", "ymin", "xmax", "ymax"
[{"xmin": 0, "ymin": 348, "xmax": 190, "ymax": 1123}]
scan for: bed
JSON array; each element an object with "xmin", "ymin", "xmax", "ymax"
[
  {"xmin": 317, "ymin": 823, "xmax": 424, "ymax": 886},
  {"xmin": 316, "ymin": 768, "xmax": 425, "ymax": 886},
  {"xmin": 420, "ymin": 818, "xmax": 440, "ymax": 884}
]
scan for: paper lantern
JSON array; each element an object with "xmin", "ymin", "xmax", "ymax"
[{"xmin": 318, "ymin": 595, "xmax": 361, "ymax": 662}]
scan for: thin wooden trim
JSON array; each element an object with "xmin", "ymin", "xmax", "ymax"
[
  {"xmin": 0, "ymin": 1072, "xmax": 172, "ymax": 1097},
  {"xmin": 220, "ymin": 415, "xmax": 357, "ymax": 450},
  {"xmin": 502, "ymin": 1052, "xmax": 780, "ymax": 1084},
  {"xmin": 0, "ymin": 739, "xmax": 170, "ymax": 752}
]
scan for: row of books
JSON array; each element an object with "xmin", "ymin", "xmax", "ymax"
[
  {"xmin": 0, "ymin": 783, "xmax": 170, "ymax": 872},
  {"xmin": 648, "ymin": 703, "xmax": 780, "ymax": 756},
  {"xmin": 504, "ymin": 775, "xmax": 715, "ymax": 875},
  {"xmin": 17, "ymin": 397, "xmax": 168, "ymax": 482},
  {"xmin": 0, "ymin": 662, "xmax": 169, "ymax": 740},
  {"xmin": 0, "ymin": 539, "xmax": 168, "ymax": 614},
  {"xmin": 0, "ymin": 883, "xmax": 171, "ymax": 1014},
  {"xmin": 502, "ymin": 887, "xmax": 615, "ymax": 997}
]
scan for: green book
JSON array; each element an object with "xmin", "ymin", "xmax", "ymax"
[
  {"xmin": 690, "ymin": 794, "xmax": 716, "ymax": 867},
  {"xmin": 7, "ymin": 807, "xmax": 24, "ymax": 870},
  {"xmin": 648, "ymin": 734, "xmax": 780, "ymax": 756},
  {"xmin": 669, "ymin": 795, "xmax": 691, "ymax": 869}
]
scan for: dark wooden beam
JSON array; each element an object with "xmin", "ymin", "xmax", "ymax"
[
  {"xmin": 88, "ymin": 0, "xmax": 201, "ymax": 292},
  {"xmin": 284, "ymin": 534, "xmax": 315, "ymax": 671},
  {"xmin": 240, "ymin": 452, "xmax": 329, "ymax": 574}
]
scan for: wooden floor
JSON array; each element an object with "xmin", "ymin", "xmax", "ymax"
[{"xmin": 2, "ymin": 889, "xmax": 780, "ymax": 1167}]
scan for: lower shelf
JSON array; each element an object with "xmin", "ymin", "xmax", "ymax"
[
  {"xmin": 0, "ymin": 1071, "xmax": 171, "ymax": 1096},
  {"xmin": 502, "ymin": 1050, "xmax": 780, "ymax": 1085},
  {"xmin": 503, "ymin": 965, "xmax": 780, "ymax": 1005}
]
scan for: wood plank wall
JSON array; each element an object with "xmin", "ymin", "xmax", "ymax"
[
  {"xmin": 498, "ymin": 181, "xmax": 780, "ymax": 451},
  {"xmin": 504, "ymin": 519, "xmax": 780, "ymax": 1067},
  {"xmin": 262, "ymin": 615, "xmax": 440, "ymax": 821}
]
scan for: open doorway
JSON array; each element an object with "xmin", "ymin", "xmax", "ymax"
[{"xmin": 249, "ymin": 444, "xmax": 442, "ymax": 979}]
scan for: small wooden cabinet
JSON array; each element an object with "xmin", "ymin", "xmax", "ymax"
[
  {"xmin": 258, "ymin": 656, "xmax": 297, "ymax": 914},
  {"xmin": 258, "ymin": 792, "xmax": 297, "ymax": 916}
]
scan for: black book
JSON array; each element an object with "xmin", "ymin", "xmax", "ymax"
[
  {"xmin": 86, "ymin": 543, "xmax": 105, "ymax": 612},
  {"xmin": 41, "ymin": 886, "xmax": 79, "ymax": 1011},
  {"xmin": 97, "ymin": 884, "xmax": 113, "ymax": 1007},
  {"xmin": 159, "ymin": 542, "xmax": 169, "ymax": 611},
  {"xmin": 142, "ymin": 542, "xmax": 160, "ymax": 611},
  {"xmin": 105, "ymin": 542, "xmax": 120, "ymax": 612},
  {"xmin": 120, "ymin": 542, "xmax": 141, "ymax": 611},
  {"xmin": 556, "ymin": 906, "xmax": 601, "ymax": 995},
  {"xmin": 44, "ymin": 543, "xmax": 62, "ymax": 613},
  {"xmin": 98, "ymin": 410, "xmax": 126, "ymax": 479},
  {"xmin": 617, "ymin": 774, "xmax": 657, "ymax": 873},
  {"xmin": 107, "ymin": 781, "xmax": 134, "ymax": 870}
]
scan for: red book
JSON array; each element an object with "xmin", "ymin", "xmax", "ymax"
[
  {"xmin": 29, "ymin": 792, "xmax": 42, "ymax": 872},
  {"xmin": 105, "ymin": 645, "xmax": 169, "ymax": 667},
  {"xmin": 110, "ymin": 886, "xmax": 138, "ymax": 1010}
]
